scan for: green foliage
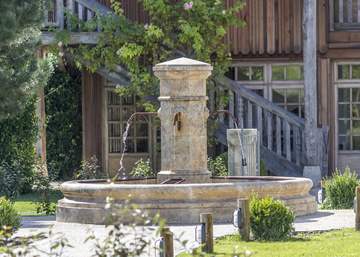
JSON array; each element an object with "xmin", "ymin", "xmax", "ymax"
[
  {"xmin": 0, "ymin": 0, "xmax": 52, "ymax": 118},
  {"xmin": 0, "ymin": 225, "xmax": 71, "ymax": 256},
  {"xmin": 179, "ymin": 228, "xmax": 360, "ymax": 257},
  {"xmin": 130, "ymin": 159, "xmax": 155, "ymax": 178},
  {"xmin": 0, "ymin": 162, "xmax": 25, "ymax": 201},
  {"xmin": 249, "ymin": 194, "xmax": 295, "ymax": 241},
  {"xmin": 260, "ymin": 158, "xmax": 267, "ymax": 176},
  {"xmin": 77, "ymin": 155, "xmax": 105, "ymax": 180},
  {"xmin": 87, "ymin": 198, "xmax": 166, "ymax": 256},
  {"xmin": 32, "ymin": 163, "xmax": 62, "ymax": 215},
  {"xmin": 45, "ymin": 58, "xmax": 82, "ymax": 180},
  {"xmin": 50, "ymin": 0, "xmax": 245, "ymax": 111},
  {"xmin": 219, "ymin": 151, "xmax": 229, "ymax": 170},
  {"xmin": 0, "ymin": 97, "xmax": 40, "ymax": 193},
  {"xmin": 0, "ymin": 197, "xmax": 22, "ymax": 234},
  {"xmin": 207, "ymin": 156, "xmax": 228, "ymax": 176},
  {"xmin": 322, "ymin": 166, "xmax": 360, "ymax": 209}
]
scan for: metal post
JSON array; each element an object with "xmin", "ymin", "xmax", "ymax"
[
  {"xmin": 200, "ymin": 213, "xmax": 213, "ymax": 253},
  {"xmin": 160, "ymin": 227, "xmax": 174, "ymax": 257},
  {"xmin": 237, "ymin": 199, "xmax": 250, "ymax": 241}
]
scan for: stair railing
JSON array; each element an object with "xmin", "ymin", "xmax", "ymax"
[{"xmin": 214, "ymin": 76, "xmax": 306, "ymax": 169}]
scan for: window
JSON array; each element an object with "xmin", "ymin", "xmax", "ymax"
[
  {"xmin": 233, "ymin": 63, "xmax": 304, "ymax": 118},
  {"xmin": 336, "ymin": 63, "xmax": 360, "ymax": 151},
  {"xmin": 107, "ymin": 91, "xmax": 149, "ymax": 154}
]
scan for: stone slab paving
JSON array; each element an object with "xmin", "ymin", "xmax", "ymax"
[{"xmin": 11, "ymin": 210, "xmax": 355, "ymax": 257}]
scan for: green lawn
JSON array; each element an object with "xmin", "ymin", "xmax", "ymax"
[
  {"xmin": 179, "ymin": 228, "xmax": 360, "ymax": 256},
  {"xmin": 14, "ymin": 190, "xmax": 63, "ymax": 216}
]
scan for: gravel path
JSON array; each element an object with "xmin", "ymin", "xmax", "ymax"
[{"xmin": 10, "ymin": 210, "xmax": 355, "ymax": 256}]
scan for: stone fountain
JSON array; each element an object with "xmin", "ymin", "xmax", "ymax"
[{"xmin": 56, "ymin": 58, "xmax": 317, "ymax": 224}]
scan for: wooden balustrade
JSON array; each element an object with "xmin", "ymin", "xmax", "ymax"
[
  {"xmin": 215, "ymin": 77, "xmax": 307, "ymax": 169},
  {"xmin": 331, "ymin": 0, "xmax": 360, "ymax": 30},
  {"xmin": 44, "ymin": 0, "xmax": 112, "ymax": 31}
]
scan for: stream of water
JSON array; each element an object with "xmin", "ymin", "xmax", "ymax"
[
  {"xmin": 119, "ymin": 123, "xmax": 131, "ymax": 179},
  {"xmin": 233, "ymin": 120, "xmax": 247, "ymax": 176}
]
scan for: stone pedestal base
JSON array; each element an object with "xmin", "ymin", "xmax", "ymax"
[
  {"xmin": 56, "ymin": 177, "xmax": 317, "ymax": 224},
  {"xmin": 157, "ymin": 170, "xmax": 212, "ymax": 184},
  {"xmin": 227, "ymin": 129, "xmax": 258, "ymax": 176},
  {"xmin": 303, "ymin": 166, "xmax": 321, "ymax": 201}
]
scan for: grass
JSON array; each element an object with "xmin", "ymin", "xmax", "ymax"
[
  {"xmin": 178, "ymin": 228, "xmax": 360, "ymax": 256},
  {"xmin": 14, "ymin": 190, "xmax": 63, "ymax": 216}
]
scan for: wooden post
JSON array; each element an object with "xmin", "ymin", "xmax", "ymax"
[
  {"xmin": 238, "ymin": 199, "xmax": 250, "ymax": 242},
  {"xmin": 200, "ymin": 213, "xmax": 213, "ymax": 253},
  {"xmin": 160, "ymin": 227, "xmax": 174, "ymax": 257},
  {"xmin": 303, "ymin": 0, "xmax": 319, "ymax": 166},
  {"xmin": 355, "ymin": 187, "xmax": 360, "ymax": 231}
]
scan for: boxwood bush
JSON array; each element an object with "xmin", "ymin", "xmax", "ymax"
[
  {"xmin": 322, "ymin": 167, "xmax": 359, "ymax": 209},
  {"xmin": 249, "ymin": 194, "xmax": 295, "ymax": 241},
  {"xmin": 0, "ymin": 197, "xmax": 22, "ymax": 234}
]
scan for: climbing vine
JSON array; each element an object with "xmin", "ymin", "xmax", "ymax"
[
  {"xmin": 49, "ymin": 0, "xmax": 246, "ymax": 111},
  {"xmin": 45, "ymin": 58, "xmax": 82, "ymax": 179}
]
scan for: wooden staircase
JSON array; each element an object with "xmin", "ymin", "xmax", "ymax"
[
  {"xmin": 212, "ymin": 77, "xmax": 306, "ymax": 177},
  {"xmin": 43, "ymin": 0, "xmax": 328, "ymax": 177}
]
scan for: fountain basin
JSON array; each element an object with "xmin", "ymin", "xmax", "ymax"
[{"xmin": 56, "ymin": 176, "xmax": 317, "ymax": 224}]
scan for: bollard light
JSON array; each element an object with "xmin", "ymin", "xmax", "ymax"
[
  {"xmin": 317, "ymin": 188, "xmax": 325, "ymax": 204},
  {"xmin": 195, "ymin": 223, "xmax": 206, "ymax": 244},
  {"xmin": 242, "ymin": 157, "xmax": 247, "ymax": 166},
  {"xmin": 233, "ymin": 209, "xmax": 242, "ymax": 228},
  {"xmin": 155, "ymin": 238, "xmax": 164, "ymax": 257},
  {"xmin": 354, "ymin": 197, "xmax": 357, "ymax": 213}
]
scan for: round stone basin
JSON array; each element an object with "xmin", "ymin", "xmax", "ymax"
[{"xmin": 56, "ymin": 176, "xmax": 317, "ymax": 224}]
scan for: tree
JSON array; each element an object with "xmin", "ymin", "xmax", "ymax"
[
  {"xmin": 52, "ymin": 0, "xmax": 245, "ymax": 111},
  {"xmin": 0, "ymin": 0, "xmax": 52, "ymax": 119}
]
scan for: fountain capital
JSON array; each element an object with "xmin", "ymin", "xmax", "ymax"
[{"xmin": 153, "ymin": 57, "xmax": 213, "ymax": 80}]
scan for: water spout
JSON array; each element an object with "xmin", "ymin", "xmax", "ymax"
[
  {"xmin": 209, "ymin": 110, "xmax": 237, "ymax": 122},
  {"xmin": 127, "ymin": 112, "xmax": 158, "ymax": 124},
  {"xmin": 173, "ymin": 112, "xmax": 181, "ymax": 131}
]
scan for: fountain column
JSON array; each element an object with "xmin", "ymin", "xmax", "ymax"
[{"xmin": 153, "ymin": 57, "xmax": 213, "ymax": 183}]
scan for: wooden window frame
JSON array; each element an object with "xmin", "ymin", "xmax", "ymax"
[
  {"xmin": 335, "ymin": 61, "xmax": 360, "ymax": 152},
  {"xmin": 233, "ymin": 62, "xmax": 304, "ymax": 117}
]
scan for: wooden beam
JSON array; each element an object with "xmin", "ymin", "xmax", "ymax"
[
  {"xmin": 240, "ymin": 0, "xmax": 250, "ymax": 54},
  {"xmin": 329, "ymin": 31, "xmax": 360, "ymax": 43},
  {"xmin": 317, "ymin": 0, "xmax": 328, "ymax": 53},
  {"xmin": 41, "ymin": 32, "xmax": 102, "ymax": 45},
  {"xmin": 322, "ymin": 48, "xmax": 360, "ymax": 58},
  {"xmin": 293, "ymin": 0, "xmax": 302, "ymax": 54},
  {"xmin": 284, "ymin": 0, "xmax": 291, "ymax": 54},
  {"xmin": 303, "ymin": 0, "xmax": 318, "ymax": 166},
  {"xmin": 76, "ymin": 0, "xmax": 113, "ymax": 16},
  {"xmin": 267, "ymin": 0, "xmax": 276, "ymax": 54}
]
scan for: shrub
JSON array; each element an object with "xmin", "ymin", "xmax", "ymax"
[
  {"xmin": 260, "ymin": 158, "xmax": 268, "ymax": 176},
  {"xmin": 249, "ymin": 194, "xmax": 295, "ymax": 241},
  {"xmin": 207, "ymin": 156, "xmax": 228, "ymax": 176},
  {"xmin": 0, "ymin": 197, "xmax": 22, "ymax": 234},
  {"xmin": 219, "ymin": 151, "xmax": 229, "ymax": 170},
  {"xmin": 77, "ymin": 155, "xmax": 105, "ymax": 180},
  {"xmin": 130, "ymin": 159, "xmax": 155, "ymax": 178},
  {"xmin": 0, "ymin": 97, "xmax": 40, "ymax": 193},
  {"xmin": 0, "ymin": 162, "xmax": 25, "ymax": 201},
  {"xmin": 322, "ymin": 166, "xmax": 359, "ymax": 209},
  {"xmin": 32, "ymin": 163, "xmax": 62, "ymax": 215}
]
